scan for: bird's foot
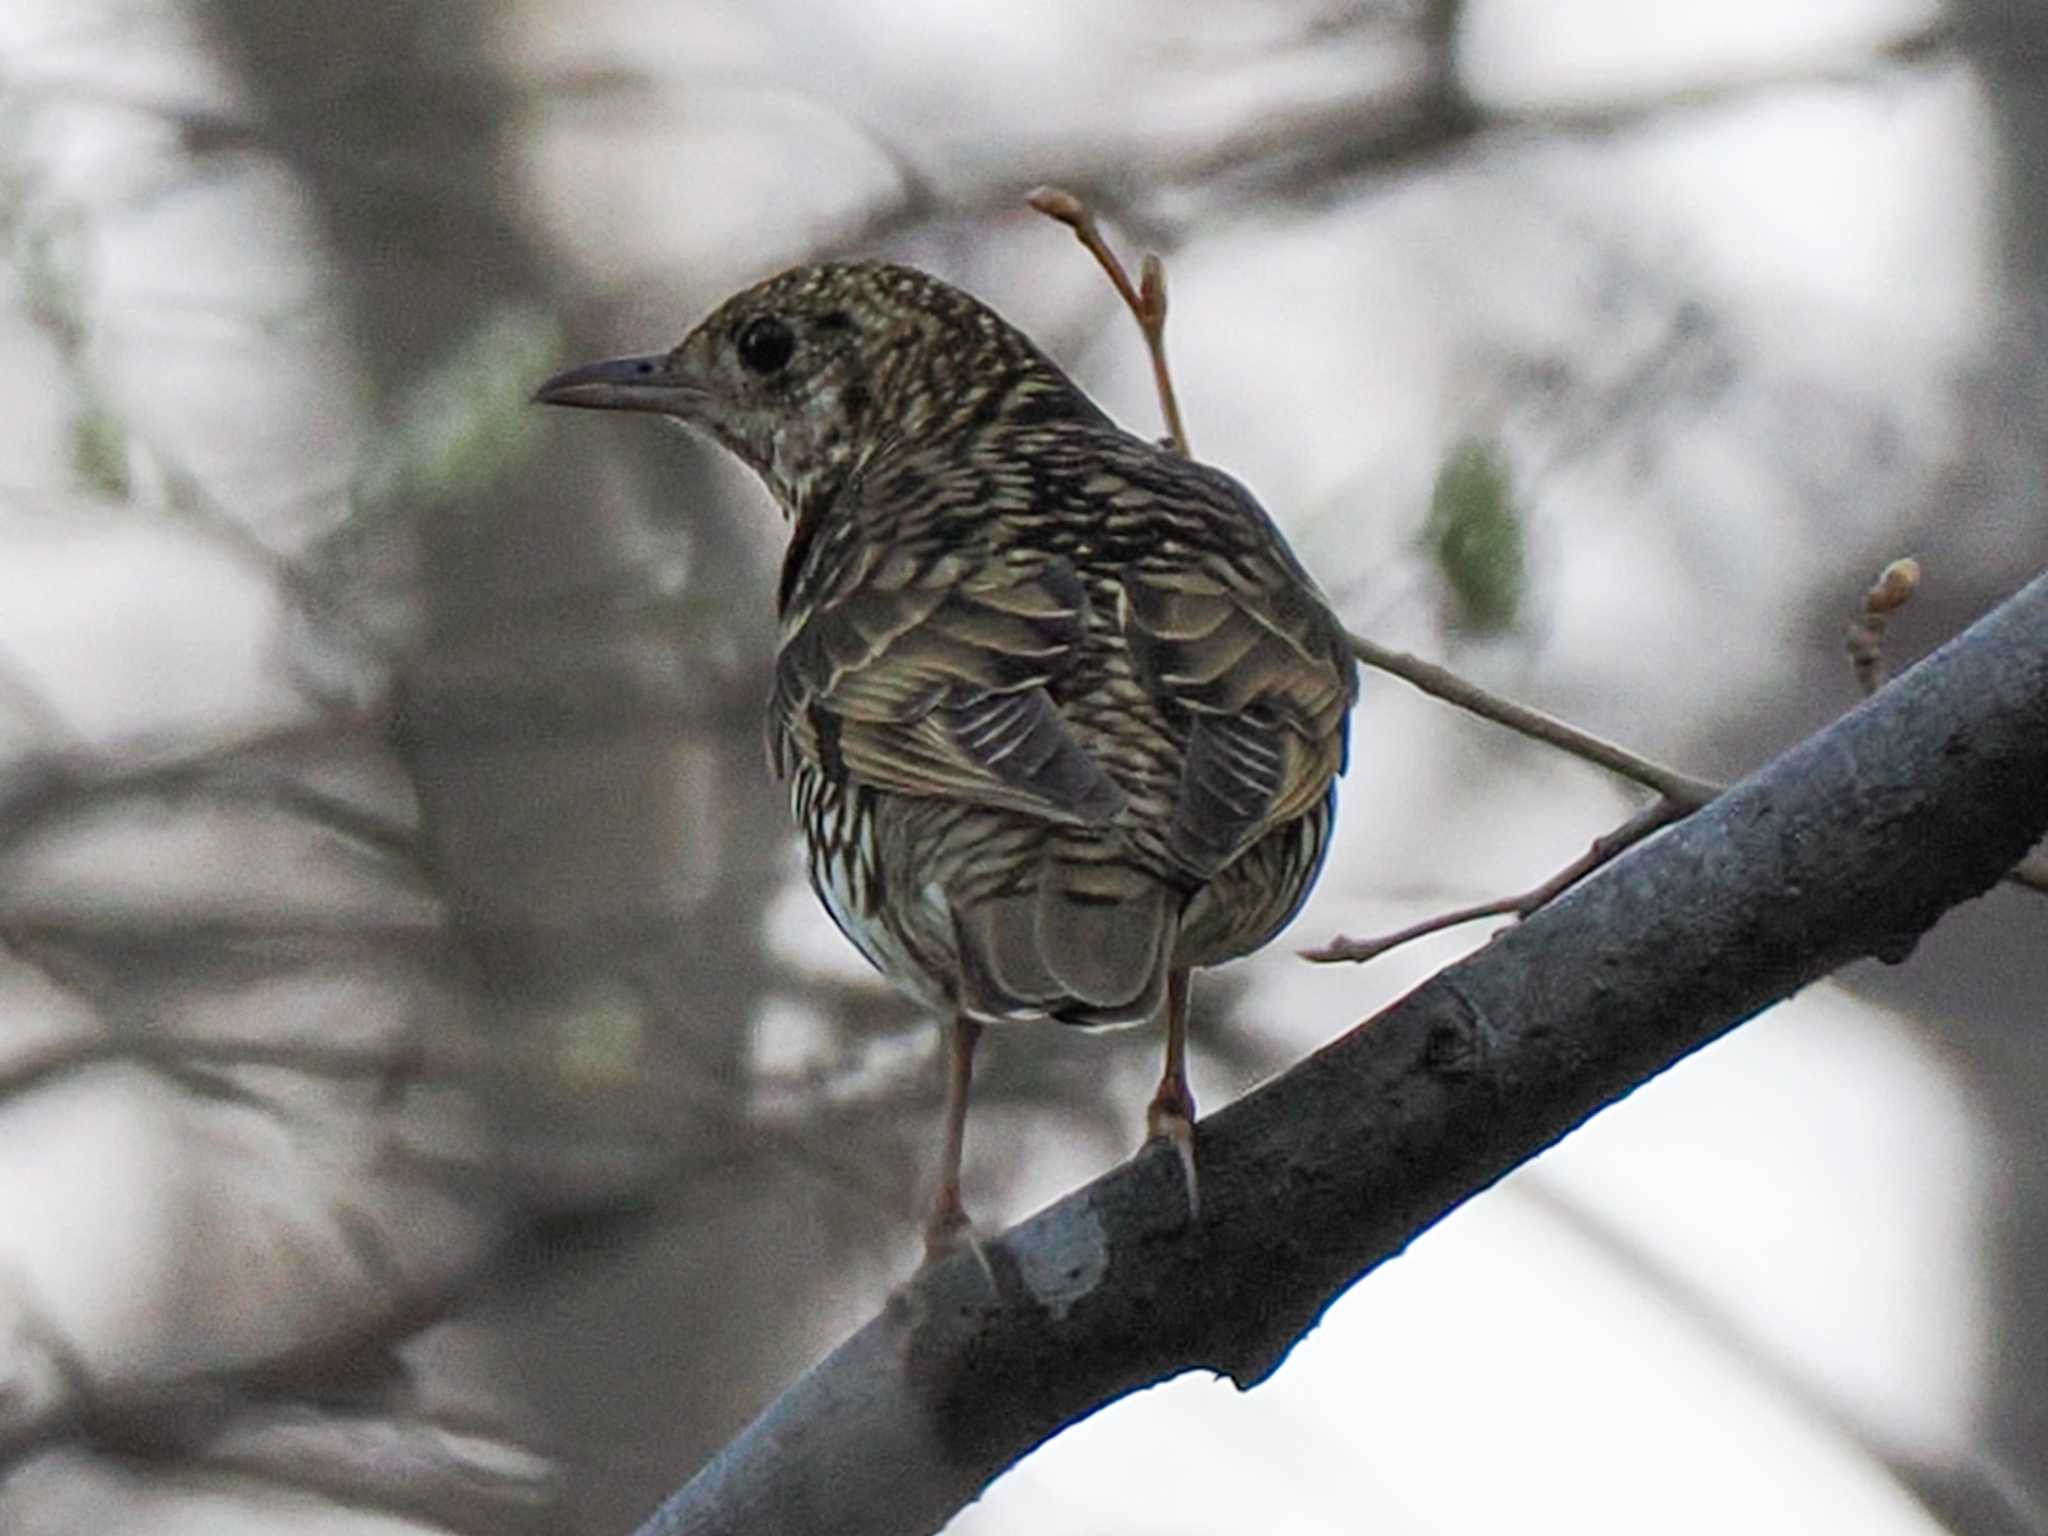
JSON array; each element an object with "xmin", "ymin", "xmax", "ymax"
[
  {"xmin": 1145, "ymin": 1099, "xmax": 1201, "ymax": 1225},
  {"xmin": 921, "ymin": 1193, "xmax": 997, "ymax": 1289}
]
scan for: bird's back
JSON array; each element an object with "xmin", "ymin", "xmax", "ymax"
[{"xmin": 772, "ymin": 402, "xmax": 1356, "ymax": 1027}]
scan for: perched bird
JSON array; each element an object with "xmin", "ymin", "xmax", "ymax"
[{"xmin": 537, "ymin": 262, "xmax": 1357, "ymax": 1259}]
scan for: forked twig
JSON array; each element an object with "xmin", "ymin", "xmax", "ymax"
[
  {"xmin": 1028, "ymin": 185, "xmax": 2047, "ymax": 960},
  {"xmin": 1028, "ymin": 184, "xmax": 1711, "ymax": 810},
  {"xmin": 1029, "ymin": 187, "xmax": 1188, "ymax": 456},
  {"xmin": 1030, "ymin": 184, "xmax": 1725, "ymax": 962}
]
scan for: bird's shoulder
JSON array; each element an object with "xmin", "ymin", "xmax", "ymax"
[{"xmin": 1016, "ymin": 430, "xmax": 1359, "ymax": 734}]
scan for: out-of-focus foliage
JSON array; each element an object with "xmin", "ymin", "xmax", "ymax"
[
  {"xmin": 1422, "ymin": 436, "xmax": 1525, "ymax": 635},
  {"xmin": 353, "ymin": 305, "xmax": 563, "ymax": 520}
]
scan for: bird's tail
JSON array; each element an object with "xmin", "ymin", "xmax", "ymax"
[{"xmin": 951, "ymin": 860, "xmax": 1175, "ymax": 1028}]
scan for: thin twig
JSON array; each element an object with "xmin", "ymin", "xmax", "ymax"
[
  {"xmin": 1846, "ymin": 556, "xmax": 1921, "ymax": 696},
  {"xmin": 1028, "ymin": 187, "xmax": 1188, "ymax": 455},
  {"xmin": 1303, "ymin": 798, "xmax": 1688, "ymax": 963},
  {"xmin": 1347, "ymin": 633, "xmax": 1720, "ymax": 805},
  {"xmin": 1134, "ymin": 253, "xmax": 1188, "ymax": 456}
]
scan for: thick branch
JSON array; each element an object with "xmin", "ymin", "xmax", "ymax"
[{"xmin": 636, "ymin": 569, "xmax": 2048, "ymax": 1536}]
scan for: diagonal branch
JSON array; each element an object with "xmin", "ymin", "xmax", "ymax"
[{"xmin": 625, "ymin": 572, "xmax": 2048, "ymax": 1536}]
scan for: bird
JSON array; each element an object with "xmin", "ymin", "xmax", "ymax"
[{"xmin": 536, "ymin": 261, "xmax": 1357, "ymax": 1262}]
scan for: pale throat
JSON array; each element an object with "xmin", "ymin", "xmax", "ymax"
[{"xmin": 766, "ymin": 382, "xmax": 873, "ymax": 517}]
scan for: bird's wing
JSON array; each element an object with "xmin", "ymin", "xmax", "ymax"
[
  {"xmin": 1122, "ymin": 541, "xmax": 1357, "ymax": 878},
  {"xmin": 770, "ymin": 545, "xmax": 1126, "ymax": 824}
]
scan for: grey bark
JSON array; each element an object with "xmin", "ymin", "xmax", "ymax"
[{"xmin": 636, "ymin": 567, "xmax": 2048, "ymax": 1536}]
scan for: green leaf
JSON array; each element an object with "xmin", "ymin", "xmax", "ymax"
[{"xmin": 1423, "ymin": 437, "xmax": 1525, "ymax": 635}]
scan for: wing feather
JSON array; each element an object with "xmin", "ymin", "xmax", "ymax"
[
  {"xmin": 1124, "ymin": 539, "xmax": 1356, "ymax": 876},
  {"xmin": 771, "ymin": 447, "xmax": 1356, "ymax": 871},
  {"xmin": 772, "ymin": 550, "xmax": 1124, "ymax": 825}
]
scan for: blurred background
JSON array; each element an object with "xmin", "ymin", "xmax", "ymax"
[{"xmin": 0, "ymin": 0, "xmax": 2044, "ymax": 1532}]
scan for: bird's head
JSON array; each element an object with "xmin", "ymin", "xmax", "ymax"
[{"xmin": 536, "ymin": 262, "xmax": 1083, "ymax": 522}]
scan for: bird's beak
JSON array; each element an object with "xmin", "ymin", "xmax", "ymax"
[{"xmin": 532, "ymin": 352, "xmax": 707, "ymax": 417}]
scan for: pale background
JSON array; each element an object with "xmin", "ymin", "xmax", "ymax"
[{"xmin": 0, "ymin": 2, "xmax": 2044, "ymax": 1533}]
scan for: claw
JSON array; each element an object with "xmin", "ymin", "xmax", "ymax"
[
  {"xmin": 921, "ymin": 1200, "xmax": 997, "ymax": 1290},
  {"xmin": 919, "ymin": 1013, "xmax": 993, "ymax": 1279},
  {"xmin": 1147, "ymin": 1102, "xmax": 1200, "ymax": 1224},
  {"xmin": 1143, "ymin": 966, "xmax": 1200, "ymax": 1226}
]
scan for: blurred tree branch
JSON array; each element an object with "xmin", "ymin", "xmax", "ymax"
[
  {"xmin": 1158, "ymin": 9, "xmax": 1952, "ymax": 221},
  {"xmin": 631, "ymin": 569, "xmax": 2048, "ymax": 1536},
  {"xmin": 1510, "ymin": 1172, "xmax": 2048, "ymax": 1536}
]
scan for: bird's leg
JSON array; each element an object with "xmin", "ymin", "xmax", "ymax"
[
  {"xmin": 1145, "ymin": 967, "xmax": 1199, "ymax": 1222},
  {"xmin": 923, "ymin": 1012, "xmax": 983, "ymax": 1263}
]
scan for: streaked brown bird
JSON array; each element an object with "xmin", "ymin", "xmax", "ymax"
[{"xmin": 537, "ymin": 262, "xmax": 1357, "ymax": 1260}]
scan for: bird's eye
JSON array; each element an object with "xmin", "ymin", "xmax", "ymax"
[{"xmin": 736, "ymin": 316, "xmax": 796, "ymax": 376}]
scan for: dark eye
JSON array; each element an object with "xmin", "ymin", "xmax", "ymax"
[{"xmin": 736, "ymin": 315, "xmax": 796, "ymax": 376}]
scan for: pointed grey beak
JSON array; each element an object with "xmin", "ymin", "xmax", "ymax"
[{"xmin": 532, "ymin": 353, "xmax": 706, "ymax": 416}]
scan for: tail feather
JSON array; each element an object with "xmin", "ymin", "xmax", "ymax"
[{"xmin": 951, "ymin": 862, "xmax": 1175, "ymax": 1026}]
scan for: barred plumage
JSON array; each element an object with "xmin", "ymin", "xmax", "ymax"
[{"xmin": 538, "ymin": 261, "xmax": 1358, "ymax": 1257}]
